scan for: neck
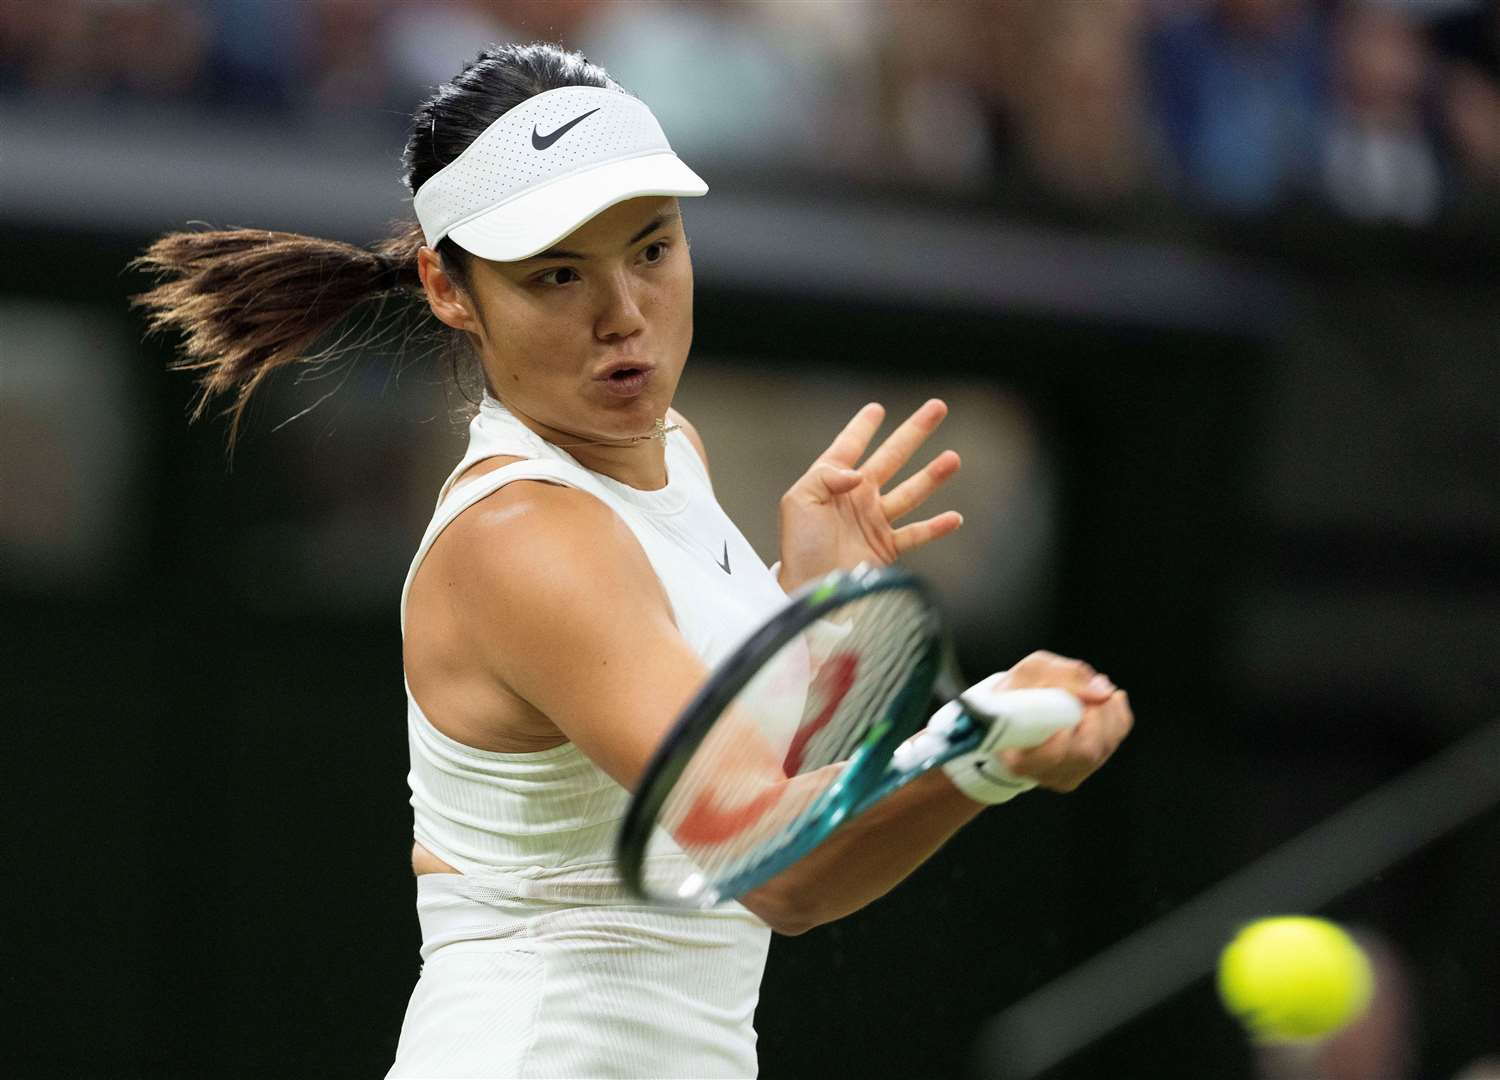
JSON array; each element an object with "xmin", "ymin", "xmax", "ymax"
[{"xmin": 491, "ymin": 394, "xmax": 673, "ymax": 490}]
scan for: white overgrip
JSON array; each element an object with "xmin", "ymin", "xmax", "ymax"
[{"xmin": 938, "ymin": 684, "xmax": 1083, "ymax": 805}]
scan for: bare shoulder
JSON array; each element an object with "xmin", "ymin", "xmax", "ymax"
[
  {"xmin": 667, "ymin": 407, "xmax": 710, "ymax": 475},
  {"xmin": 440, "ymin": 475, "xmax": 662, "ymax": 607},
  {"xmin": 421, "ymin": 467, "xmax": 703, "ymax": 792}
]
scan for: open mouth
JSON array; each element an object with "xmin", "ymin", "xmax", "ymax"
[{"xmin": 599, "ymin": 366, "xmax": 652, "ymax": 397}]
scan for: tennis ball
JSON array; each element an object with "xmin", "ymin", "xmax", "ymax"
[{"xmin": 1216, "ymin": 916, "xmax": 1374, "ymax": 1043}]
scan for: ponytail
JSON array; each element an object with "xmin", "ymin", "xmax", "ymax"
[
  {"xmin": 131, "ymin": 41, "xmax": 616, "ymax": 451},
  {"xmin": 128, "ymin": 220, "xmax": 427, "ymax": 448}
]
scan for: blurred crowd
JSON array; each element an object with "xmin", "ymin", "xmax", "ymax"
[{"xmin": 3, "ymin": 0, "xmax": 1499, "ymax": 225}]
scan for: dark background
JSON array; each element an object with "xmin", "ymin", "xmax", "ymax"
[
  {"xmin": 4, "ymin": 2, "xmax": 1499, "ymax": 1078},
  {"xmin": 7, "ymin": 212, "xmax": 1497, "ymax": 1079}
]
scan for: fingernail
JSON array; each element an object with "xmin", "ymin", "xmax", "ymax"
[{"xmin": 1088, "ymin": 673, "xmax": 1115, "ymax": 695}]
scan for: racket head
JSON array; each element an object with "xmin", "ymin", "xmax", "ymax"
[{"xmin": 616, "ymin": 564, "xmax": 943, "ymax": 908}]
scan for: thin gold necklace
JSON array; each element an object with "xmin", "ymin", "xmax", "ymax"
[{"xmin": 492, "ymin": 395, "xmax": 680, "ymax": 448}]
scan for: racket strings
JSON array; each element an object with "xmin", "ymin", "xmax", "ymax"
[
  {"xmin": 822, "ymin": 614, "xmax": 931, "ymax": 766},
  {"xmin": 643, "ymin": 587, "xmax": 935, "ymax": 902}
]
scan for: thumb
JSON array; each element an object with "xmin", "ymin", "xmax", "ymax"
[{"xmin": 805, "ymin": 463, "xmax": 863, "ymax": 498}]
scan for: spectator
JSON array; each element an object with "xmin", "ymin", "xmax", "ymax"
[
  {"xmin": 1009, "ymin": 0, "xmax": 1159, "ymax": 207},
  {"xmin": 304, "ymin": 0, "xmax": 394, "ymax": 110},
  {"xmin": 382, "ymin": 0, "xmax": 519, "ymax": 105},
  {"xmin": 1321, "ymin": 1, "xmax": 1443, "ymax": 225},
  {"xmin": 1147, "ymin": 0, "xmax": 1328, "ymax": 213},
  {"xmin": 1441, "ymin": 63, "xmax": 1500, "ymax": 192},
  {"xmin": 1433, "ymin": 0, "xmax": 1500, "ymax": 197},
  {"xmin": 201, "ymin": 0, "xmax": 308, "ymax": 110},
  {"xmin": 576, "ymin": 0, "xmax": 826, "ymax": 166},
  {"xmin": 1, "ymin": 0, "xmax": 208, "ymax": 101},
  {"xmin": 870, "ymin": 0, "xmax": 1013, "ymax": 189}
]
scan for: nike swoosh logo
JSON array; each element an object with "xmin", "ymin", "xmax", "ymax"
[
  {"xmin": 973, "ymin": 760, "xmax": 1027, "ymax": 789},
  {"xmin": 532, "ymin": 108, "xmax": 600, "ymax": 150},
  {"xmin": 716, "ymin": 541, "xmax": 731, "ymax": 575}
]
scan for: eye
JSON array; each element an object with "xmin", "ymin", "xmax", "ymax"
[
  {"xmin": 641, "ymin": 241, "xmax": 669, "ymax": 264},
  {"xmin": 536, "ymin": 266, "xmax": 580, "ymax": 287}
]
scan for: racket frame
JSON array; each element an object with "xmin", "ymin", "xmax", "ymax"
[{"xmin": 617, "ymin": 564, "xmax": 991, "ymax": 907}]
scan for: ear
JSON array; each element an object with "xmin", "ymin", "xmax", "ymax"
[{"xmin": 417, "ymin": 247, "xmax": 480, "ymax": 333}]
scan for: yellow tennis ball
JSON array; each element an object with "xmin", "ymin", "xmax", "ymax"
[{"xmin": 1217, "ymin": 916, "xmax": 1375, "ymax": 1043}]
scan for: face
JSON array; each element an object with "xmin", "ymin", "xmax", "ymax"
[{"xmin": 421, "ymin": 195, "xmax": 694, "ymax": 444}]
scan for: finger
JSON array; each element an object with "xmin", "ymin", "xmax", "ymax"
[
  {"xmin": 1068, "ymin": 716, "xmax": 1113, "ymax": 772},
  {"xmin": 1008, "ymin": 653, "xmax": 1098, "ymax": 696},
  {"xmin": 1095, "ymin": 690, "xmax": 1133, "ymax": 751},
  {"xmin": 1002, "ymin": 734, "xmax": 1090, "ymax": 792},
  {"xmin": 881, "ymin": 450, "xmax": 961, "ymax": 521},
  {"xmin": 1010, "ymin": 650, "xmax": 1063, "ymax": 671},
  {"xmin": 860, "ymin": 399, "xmax": 948, "ymax": 487},
  {"xmin": 807, "ymin": 462, "xmax": 863, "ymax": 499},
  {"xmin": 891, "ymin": 510, "xmax": 964, "ymax": 554},
  {"xmin": 1011, "ymin": 651, "xmax": 1091, "ymax": 678},
  {"xmin": 1006, "ymin": 702, "xmax": 1122, "ymax": 789},
  {"xmin": 816, "ymin": 403, "xmax": 885, "ymax": 469},
  {"xmin": 1079, "ymin": 672, "xmax": 1117, "ymax": 703},
  {"xmin": 1001, "ymin": 721, "xmax": 1076, "ymax": 776}
]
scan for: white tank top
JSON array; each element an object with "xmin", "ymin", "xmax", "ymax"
[{"xmin": 395, "ymin": 394, "xmax": 785, "ymax": 1077}]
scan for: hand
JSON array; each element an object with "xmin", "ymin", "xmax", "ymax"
[
  {"xmin": 777, "ymin": 400, "xmax": 962, "ymax": 592},
  {"xmin": 987, "ymin": 651, "xmax": 1133, "ymax": 793}
]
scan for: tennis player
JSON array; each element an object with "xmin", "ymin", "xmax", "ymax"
[{"xmin": 133, "ymin": 42, "xmax": 1131, "ymax": 1080}]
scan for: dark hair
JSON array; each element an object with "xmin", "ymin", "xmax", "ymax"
[{"xmin": 129, "ymin": 42, "xmax": 620, "ymax": 448}]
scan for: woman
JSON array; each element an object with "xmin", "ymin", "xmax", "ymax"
[{"xmin": 133, "ymin": 42, "xmax": 1131, "ymax": 1080}]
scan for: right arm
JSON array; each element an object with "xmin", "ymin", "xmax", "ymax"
[{"xmin": 449, "ymin": 480, "xmax": 827, "ymax": 929}]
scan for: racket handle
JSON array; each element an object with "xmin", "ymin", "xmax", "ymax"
[
  {"xmin": 932, "ymin": 687, "xmax": 1082, "ymax": 805},
  {"xmin": 971, "ymin": 688, "xmax": 1083, "ymax": 752}
]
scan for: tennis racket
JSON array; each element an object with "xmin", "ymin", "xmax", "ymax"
[{"xmin": 615, "ymin": 563, "xmax": 1082, "ymax": 908}]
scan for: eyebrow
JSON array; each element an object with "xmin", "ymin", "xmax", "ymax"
[{"xmin": 521, "ymin": 211, "xmax": 681, "ymax": 262}]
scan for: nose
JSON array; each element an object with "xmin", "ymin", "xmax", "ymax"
[{"xmin": 595, "ymin": 266, "xmax": 647, "ymax": 342}]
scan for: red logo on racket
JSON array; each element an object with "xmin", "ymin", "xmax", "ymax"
[
  {"xmin": 782, "ymin": 652, "xmax": 858, "ymax": 774},
  {"xmin": 673, "ymin": 652, "xmax": 860, "ymax": 846}
]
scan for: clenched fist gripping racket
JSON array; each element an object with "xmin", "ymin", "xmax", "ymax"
[{"xmin": 616, "ymin": 565, "xmax": 1082, "ymax": 908}]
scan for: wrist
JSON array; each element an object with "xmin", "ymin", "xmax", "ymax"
[
  {"xmin": 927, "ymin": 697, "xmax": 1037, "ymax": 806},
  {"xmin": 940, "ymin": 753, "xmax": 1035, "ymax": 805}
]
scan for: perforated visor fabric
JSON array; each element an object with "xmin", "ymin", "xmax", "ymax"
[{"xmin": 413, "ymin": 85, "xmax": 707, "ymax": 260}]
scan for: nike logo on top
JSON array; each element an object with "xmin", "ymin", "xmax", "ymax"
[
  {"xmin": 717, "ymin": 542, "xmax": 731, "ymax": 575},
  {"xmin": 532, "ymin": 108, "xmax": 601, "ymax": 151}
]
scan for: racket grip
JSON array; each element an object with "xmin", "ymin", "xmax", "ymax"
[
  {"xmin": 935, "ymin": 687, "xmax": 1082, "ymax": 805},
  {"xmin": 974, "ymin": 688, "xmax": 1083, "ymax": 752}
]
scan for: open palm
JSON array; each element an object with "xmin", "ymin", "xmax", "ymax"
[{"xmin": 776, "ymin": 400, "xmax": 963, "ymax": 593}]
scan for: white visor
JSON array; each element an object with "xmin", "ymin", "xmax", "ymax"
[{"xmin": 413, "ymin": 85, "xmax": 707, "ymax": 261}]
